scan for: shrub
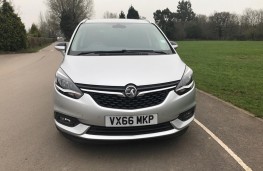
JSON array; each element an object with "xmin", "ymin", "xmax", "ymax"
[{"xmin": 0, "ymin": 1, "xmax": 27, "ymax": 51}]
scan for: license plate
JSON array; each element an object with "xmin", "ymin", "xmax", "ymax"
[{"xmin": 105, "ymin": 114, "xmax": 158, "ymax": 127}]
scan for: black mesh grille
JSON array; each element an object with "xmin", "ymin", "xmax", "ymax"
[
  {"xmin": 88, "ymin": 89, "xmax": 171, "ymax": 110},
  {"xmin": 87, "ymin": 122, "xmax": 174, "ymax": 136}
]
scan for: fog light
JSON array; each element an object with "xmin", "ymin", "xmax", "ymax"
[
  {"xmin": 54, "ymin": 112, "xmax": 79, "ymax": 127},
  {"xmin": 178, "ymin": 107, "xmax": 195, "ymax": 121}
]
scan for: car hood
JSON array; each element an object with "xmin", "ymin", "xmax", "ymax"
[{"xmin": 61, "ymin": 54, "xmax": 185, "ymax": 86}]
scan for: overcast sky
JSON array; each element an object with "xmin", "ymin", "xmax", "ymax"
[{"xmin": 11, "ymin": 0, "xmax": 263, "ymax": 29}]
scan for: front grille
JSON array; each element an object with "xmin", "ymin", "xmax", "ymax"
[
  {"xmin": 87, "ymin": 122, "xmax": 174, "ymax": 136},
  {"xmin": 76, "ymin": 81, "xmax": 179, "ymax": 110},
  {"xmin": 89, "ymin": 89, "xmax": 171, "ymax": 109}
]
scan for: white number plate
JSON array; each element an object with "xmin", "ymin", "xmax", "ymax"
[{"xmin": 105, "ymin": 114, "xmax": 158, "ymax": 127}]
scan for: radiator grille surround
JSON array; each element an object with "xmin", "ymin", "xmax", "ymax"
[{"xmin": 76, "ymin": 81, "xmax": 179, "ymax": 110}]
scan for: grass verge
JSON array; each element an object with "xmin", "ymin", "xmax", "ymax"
[{"xmin": 177, "ymin": 41, "xmax": 263, "ymax": 118}]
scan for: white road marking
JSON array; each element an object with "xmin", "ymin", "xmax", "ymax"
[{"xmin": 194, "ymin": 119, "xmax": 252, "ymax": 171}]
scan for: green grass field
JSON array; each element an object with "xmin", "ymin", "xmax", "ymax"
[{"xmin": 177, "ymin": 41, "xmax": 263, "ymax": 117}]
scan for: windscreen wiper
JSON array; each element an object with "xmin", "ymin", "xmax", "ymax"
[
  {"xmin": 76, "ymin": 50, "xmax": 167, "ymax": 56},
  {"xmin": 76, "ymin": 50, "xmax": 123, "ymax": 56},
  {"xmin": 128, "ymin": 50, "xmax": 167, "ymax": 54}
]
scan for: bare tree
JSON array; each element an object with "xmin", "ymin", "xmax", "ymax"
[
  {"xmin": 103, "ymin": 11, "xmax": 117, "ymax": 19},
  {"xmin": 0, "ymin": 0, "xmax": 5, "ymax": 6},
  {"xmin": 258, "ymin": 10, "xmax": 263, "ymax": 23},
  {"xmin": 47, "ymin": 0, "xmax": 93, "ymax": 20},
  {"xmin": 38, "ymin": 12, "xmax": 58, "ymax": 38},
  {"xmin": 209, "ymin": 12, "xmax": 239, "ymax": 39},
  {"xmin": 46, "ymin": 0, "xmax": 93, "ymax": 40},
  {"xmin": 241, "ymin": 8, "xmax": 263, "ymax": 26},
  {"xmin": 240, "ymin": 8, "xmax": 263, "ymax": 40},
  {"xmin": 241, "ymin": 8, "xmax": 258, "ymax": 26}
]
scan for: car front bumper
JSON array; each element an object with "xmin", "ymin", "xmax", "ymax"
[
  {"xmin": 55, "ymin": 114, "xmax": 194, "ymax": 140},
  {"xmin": 54, "ymin": 83, "xmax": 196, "ymax": 140}
]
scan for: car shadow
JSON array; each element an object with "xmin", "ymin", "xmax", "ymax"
[{"xmin": 58, "ymin": 127, "xmax": 192, "ymax": 158}]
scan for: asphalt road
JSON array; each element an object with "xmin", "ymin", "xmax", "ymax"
[{"xmin": 0, "ymin": 44, "xmax": 262, "ymax": 171}]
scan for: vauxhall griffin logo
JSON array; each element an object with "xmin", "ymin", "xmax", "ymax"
[{"xmin": 125, "ymin": 85, "xmax": 137, "ymax": 98}]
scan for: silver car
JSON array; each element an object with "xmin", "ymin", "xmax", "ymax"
[{"xmin": 54, "ymin": 19, "xmax": 196, "ymax": 141}]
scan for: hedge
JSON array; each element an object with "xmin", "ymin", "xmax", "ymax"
[{"xmin": 27, "ymin": 36, "xmax": 56, "ymax": 49}]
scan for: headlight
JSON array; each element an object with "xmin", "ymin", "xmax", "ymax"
[
  {"xmin": 175, "ymin": 65, "xmax": 194, "ymax": 95},
  {"xmin": 55, "ymin": 68, "xmax": 83, "ymax": 99}
]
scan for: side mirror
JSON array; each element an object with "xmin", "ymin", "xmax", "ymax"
[
  {"xmin": 170, "ymin": 41, "xmax": 178, "ymax": 49},
  {"xmin": 55, "ymin": 42, "xmax": 67, "ymax": 55}
]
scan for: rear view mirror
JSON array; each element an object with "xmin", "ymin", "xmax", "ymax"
[
  {"xmin": 55, "ymin": 42, "xmax": 67, "ymax": 55},
  {"xmin": 170, "ymin": 41, "xmax": 178, "ymax": 49}
]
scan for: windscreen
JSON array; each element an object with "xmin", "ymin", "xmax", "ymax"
[{"xmin": 69, "ymin": 23, "xmax": 173, "ymax": 55}]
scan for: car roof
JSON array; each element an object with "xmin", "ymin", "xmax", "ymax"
[{"xmin": 83, "ymin": 19, "xmax": 151, "ymax": 24}]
